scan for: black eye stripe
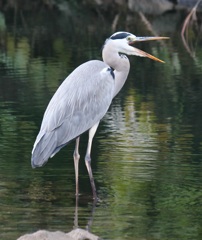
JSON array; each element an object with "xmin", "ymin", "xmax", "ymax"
[{"xmin": 110, "ymin": 32, "xmax": 131, "ymax": 40}]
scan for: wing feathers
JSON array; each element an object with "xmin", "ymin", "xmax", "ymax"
[{"xmin": 31, "ymin": 60, "xmax": 114, "ymax": 167}]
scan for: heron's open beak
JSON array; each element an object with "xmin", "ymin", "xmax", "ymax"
[{"xmin": 130, "ymin": 36, "xmax": 169, "ymax": 63}]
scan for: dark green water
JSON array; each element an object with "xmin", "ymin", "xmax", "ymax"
[{"xmin": 0, "ymin": 8, "xmax": 202, "ymax": 240}]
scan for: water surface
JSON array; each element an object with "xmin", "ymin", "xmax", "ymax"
[{"xmin": 0, "ymin": 7, "xmax": 202, "ymax": 240}]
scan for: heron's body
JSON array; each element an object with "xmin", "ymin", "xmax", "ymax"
[
  {"xmin": 31, "ymin": 31, "xmax": 168, "ymax": 199},
  {"xmin": 32, "ymin": 60, "xmax": 115, "ymax": 166}
]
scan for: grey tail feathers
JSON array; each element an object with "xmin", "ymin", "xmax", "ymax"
[
  {"xmin": 31, "ymin": 131, "xmax": 58, "ymax": 168},
  {"xmin": 31, "ymin": 131, "xmax": 69, "ymax": 168}
]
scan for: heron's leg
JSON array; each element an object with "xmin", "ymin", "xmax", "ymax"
[
  {"xmin": 73, "ymin": 137, "xmax": 80, "ymax": 196},
  {"xmin": 85, "ymin": 122, "xmax": 99, "ymax": 199}
]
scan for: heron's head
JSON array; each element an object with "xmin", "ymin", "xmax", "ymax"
[{"xmin": 105, "ymin": 31, "xmax": 169, "ymax": 63}]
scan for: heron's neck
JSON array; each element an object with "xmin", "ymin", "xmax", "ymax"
[
  {"xmin": 102, "ymin": 45, "xmax": 130, "ymax": 97},
  {"xmin": 113, "ymin": 67, "xmax": 129, "ymax": 97}
]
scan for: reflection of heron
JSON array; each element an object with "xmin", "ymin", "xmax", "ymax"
[{"xmin": 31, "ymin": 31, "xmax": 168, "ymax": 199}]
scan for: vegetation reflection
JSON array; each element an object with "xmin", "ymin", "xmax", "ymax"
[{"xmin": 0, "ymin": 2, "xmax": 202, "ymax": 239}]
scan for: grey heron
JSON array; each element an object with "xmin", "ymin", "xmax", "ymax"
[{"xmin": 31, "ymin": 31, "xmax": 168, "ymax": 199}]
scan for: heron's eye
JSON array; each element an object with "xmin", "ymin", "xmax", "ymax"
[{"xmin": 127, "ymin": 36, "xmax": 131, "ymax": 41}]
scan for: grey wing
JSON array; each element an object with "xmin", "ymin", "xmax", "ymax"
[{"xmin": 31, "ymin": 60, "xmax": 115, "ymax": 167}]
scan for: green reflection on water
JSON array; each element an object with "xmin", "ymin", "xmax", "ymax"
[{"xmin": 0, "ymin": 7, "xmax": 202, "ymax": 240}]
